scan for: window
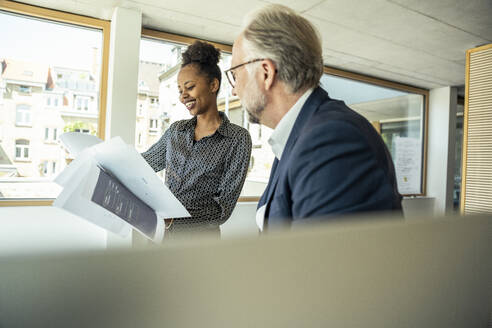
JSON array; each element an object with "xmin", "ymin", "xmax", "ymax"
[
  {"xmin": 75, "ymin": 96, "xmax": 90, "ymax": 111},
  {"xmin": 453, "ymin": 104, "xmax": 464, "ymax": 211},
  {"xmin": 44, "ymin": 127, "xmax": 58, "ymax": 142},
  {"xmin": 16, "ymin": 104, "xmax": 32, "ymax": 126},
  {"xmin": 320, "ymin": 73, "xmax": 426, "ymax": 195},
  {"xmin": 42, "ymin": 161, "xmax": 48, "ymax": 175},
  {"xmin": 46, "ymin": 95, "xmax": 61, "ymax": 108},
  {"xmin": 0, "ymin": 3, "xmax": 109, "ymax": 200},
  {"xmin": 74, "ymin": 128, "xmax": 90, "ymax": 134},
  {"xmin": 19, "ymin": 85, "xmax": 31, "ymax": 94},
  {"xmin": 41, "ymin": 161, "xmax": 57, "ymax": 176},
  {"xmin": 135, "ymin": 31, "xmax": 427, "ymax": 199},
  {"xmin": 15, "ymin": 139, "xmax": 30, "ymax": 161},
  {"xmin": 149, "ymin": 119, "xmax": 159, "ymax": 134},
  {"xmin": 249, "ymin": 123, "xmax": 262, "ymax": 147}
]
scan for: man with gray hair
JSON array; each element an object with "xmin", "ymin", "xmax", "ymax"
[{"xmin": 226, "ymin": 4, "xmax": 402, "ymax": 231}]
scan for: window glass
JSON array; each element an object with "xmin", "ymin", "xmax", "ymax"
[
  {"xmin": 136, "ymin": 37, "xmax": 273, "ymax": 196},
  {"xmin": 320, "ymin": 74, "xmax": 425, "ymax": 195},
  {"xmin": 135, "ymin": 37, "xmax": 426, "ymax": 198},
  {"xmin": 453, "ymin": 105, "xmax": 464, "ymax": 211},
  {"xmin": 0, "ymin": 10, "xmax": 103, "ymax": 198},
  {"xmin": 15, "ymin": 139, "xmax": 30, "ymax": 161},
  {"xmin": 16, "ymin": 104, "xmax": 32, "ymax": 125}
]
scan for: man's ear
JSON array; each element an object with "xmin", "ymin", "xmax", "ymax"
[
  {"xmin": 210, "ymin": 78, "xmax": 220, "ymax": 94},
  {"xmin": 261, "ymin": 59, "xmax": 277, "ymax": 91}
]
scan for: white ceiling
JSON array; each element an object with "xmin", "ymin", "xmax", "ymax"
[{"xmin": 15, "ymin": 0, "xmax": 492, "ymax": 90}]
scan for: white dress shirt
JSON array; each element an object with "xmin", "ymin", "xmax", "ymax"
[{"xmin": 256, "ymin": 88, "xmax": 314, "ymax": 231}]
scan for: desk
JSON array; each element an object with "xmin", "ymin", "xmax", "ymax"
[
  {"xmin": 0, "ymin": 206, "xmax": 107, "ymax": 256},
  {"xmin": 0, "ymin": 202, "xmax": 259, "ymax": 255}
]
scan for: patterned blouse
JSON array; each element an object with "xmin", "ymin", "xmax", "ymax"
[{"xmin": 142, "ymin": 112, "xmax": 252, "ymax": 236}]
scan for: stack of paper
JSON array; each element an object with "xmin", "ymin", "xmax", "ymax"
[{"xmin": 54, "ymin": 133, "xmax": 190, "ymax": 243}]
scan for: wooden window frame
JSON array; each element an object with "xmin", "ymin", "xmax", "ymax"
[
  {"xmin": 0, "ymin": 0, "xmax": 110, "ymax": 206},
  {"xmin": 141, "ymin": 28, "xmax": 429, "ymax": 199}
]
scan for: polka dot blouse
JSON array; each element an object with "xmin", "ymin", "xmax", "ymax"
[{"xmin": 142, "ymin": 112, "xmax": 252, "ymax": 234}]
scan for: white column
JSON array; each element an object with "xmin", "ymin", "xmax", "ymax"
[
  {"xmin": 105, "ymin": 6, "xmax": 141, "ymax": 145},
  {"xmin": 105, "ymin": 7, "xmax": 144, "ymax": 248},
  {"xmin": 426, "ymin": 87, "xmax": 457, "ymax": 215}
]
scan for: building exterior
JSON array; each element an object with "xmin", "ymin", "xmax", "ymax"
[
  {"xmin": 135, "ymin": 60, "xmax": 168, "ymax": 154},
  {"xmin": 0, "ymin": 58, "xmax": 99, "ymax": 197}
]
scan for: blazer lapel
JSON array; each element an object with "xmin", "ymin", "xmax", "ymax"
[
  {"xmin": 259, "ymin": 87, "xmax": 329, "ymax": 218},
  {"xmin": 258, "ymin": 158, "xmax": 279, "ymax": 209}
]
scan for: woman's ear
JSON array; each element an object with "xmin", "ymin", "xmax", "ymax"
[{"xmin": 210, "ymin": 78, "xmax": 220, "ymax": 94}]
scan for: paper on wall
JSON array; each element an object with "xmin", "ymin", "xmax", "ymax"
[{"xmin": 393, "ymin": 137, "xmax": 422, "ymax": 195}]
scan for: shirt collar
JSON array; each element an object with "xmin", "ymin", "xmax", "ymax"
[
  {"xmin": 216, "ymin": 111, "xmax": 232, "ymax": 138},
  {"xmin": 268, "ymin": 88, "xmax": 314, "ymax": 160},
  {"xmin": 178, "ymin": 111, "xmax": 232, "ymax": 138}
]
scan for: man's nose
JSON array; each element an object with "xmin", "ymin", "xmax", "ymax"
[{"xmin": 231, "ymin": 86, "xmax": 237, "ymax": 97}]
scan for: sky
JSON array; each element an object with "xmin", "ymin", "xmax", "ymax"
[
  {"xmin": 0, "ymin": 11, "xmax": 174, "ymax": 73},
  {"xmin": 320, "ymin": 74, "xmax": 409, "ymax": 105}
]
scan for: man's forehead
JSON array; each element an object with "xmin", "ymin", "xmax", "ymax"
[{"xmin": 231, "ymin": 34, "xmax": 245, "ymax": 64}]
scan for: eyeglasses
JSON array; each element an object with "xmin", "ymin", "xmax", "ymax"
[{"xmin": 225, "ymin": 58, "xmax": 265, "ymax": 88}]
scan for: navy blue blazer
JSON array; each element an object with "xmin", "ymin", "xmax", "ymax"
[{"xmin": 258, "ymin": 87, "xmax": 402, "ymax": 230}]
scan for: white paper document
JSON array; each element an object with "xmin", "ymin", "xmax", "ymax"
[
  {"xmin": 393, "ymin": 136, "xmax": 422, "ymax": 195},
  {"xmin": 54, "ymin": 133, "xmax": 190, "ymax": 242},
  {"xmin": 60, "ymin": 132, "xmax": 103, "ymax": 157}
]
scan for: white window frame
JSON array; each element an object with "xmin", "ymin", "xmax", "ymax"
[
  {"xmin": 16, "ymin": 104, "xmax": 32, "ymax": 126},
  {"xmin": 44, "ymin": 127, "xmax": 59, "ymax": 143},
  {"xmin": 149, "ymin": 119, "xmax": 159, "ymax": 134},
  {"xmin": 75, "ymin": 95, "xmax": 90, "ymax": 111},
  {"xmin": 15, "ymin": 139, "xmax": 30, "ymax": 161}
]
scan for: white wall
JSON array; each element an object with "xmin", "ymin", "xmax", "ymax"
[
  {"xmin": 426, "ymin": 87, "xmax": 457, "ymax": 215},
  {"xmin": 105, "ymin": 7, "xmax": 142, "ymax": 145}
]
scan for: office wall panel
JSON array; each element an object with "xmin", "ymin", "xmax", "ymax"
[{"xmin": 461, "ymin": 44, "xmax": 492, "ymax": 214}]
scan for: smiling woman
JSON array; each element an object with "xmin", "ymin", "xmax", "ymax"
[{"xmin": 141, "ymin": 41, "xmax": 252, "ymax": 239}]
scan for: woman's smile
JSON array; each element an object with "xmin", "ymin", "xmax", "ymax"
[{"xmin": 185, "ymin": 99, "xmax": 196, "ymax": 111}]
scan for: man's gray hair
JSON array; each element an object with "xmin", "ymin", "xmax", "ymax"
[{"xmin": 242, "ymin": 4, "xmax": 323, "ymax": 93}]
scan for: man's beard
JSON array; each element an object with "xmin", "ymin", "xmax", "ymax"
[{"xmin": 243, "ymin": 77, "xmax": 266, "ymax": 124}]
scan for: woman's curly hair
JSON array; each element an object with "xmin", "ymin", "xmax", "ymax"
[{"xmin": 182, "ymin": 40, "xmax": 222, "ymax": 95}]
